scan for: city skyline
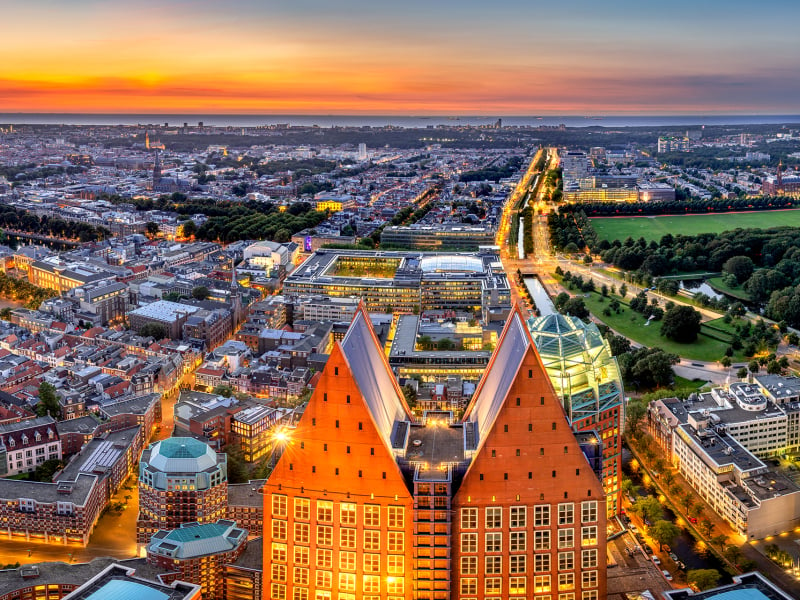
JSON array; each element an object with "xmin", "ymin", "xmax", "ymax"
[{"xmin": 3, "ymin": 0, "xmax": 800, "ymax": 115}]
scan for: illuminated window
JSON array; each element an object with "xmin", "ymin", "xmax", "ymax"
[
  {"xmin": 340, "ymin": 528, "xmax": 356, "ymax": 549},
  {"xmin": 339, "ymin": 551, "xmax": 356, "ymax": 571},
  {"xmin": 510, "ymin": 531, "xmax": 527, "ymax": 552},
  {"xmin": 317, "ymin": 525, "xmax": 333, "ymax": 547},
  {"xmin": 582, "ymin": 592, "xmax": 599, "ymax": 600},
  {"xmin": 486, "ymin": 506, "xmax": 502, "ymax": 528},
  {"xmin": 510, "ymin": 577, "xmax": 527, "ymax": 595},
  {"xmin": 363, "ymin": 554, "xmax": 380, "ymax": 573},
  {"xmin": 534, "ymin": 505, "xmax": 550, "ymax": 527},
  {"xmin": 510, "ymin": 506, "xmax": 526, "ymax": 528},
  {"xmin": 272, "ymin": 494, "xmax": 287, "ymax": 517},
  {"xmin": 294, "ymin": 498, "xmax": 310, "ymax": 520},
  {"xmin": 317, "ymin": 500, "xmax": 333, "ymax": 523},
  {"xmin": 315, "ymin": 570, "xmax": 332, "ymax": 589},
  {"xmin": 485, "ymin": 556, "xmax": 502, "ymax": 574},
  {"xmin": 271, "ymin": 543, "xmax": 287, "ymax": 562},
  {"xmin": 559, "ymin": 595, "xmax": 575, "ymax": 600},
  {"xmin": 558, "ymin": 552, "xmax": 574, "ymax": 571},
  {"xmin": 558, "ymin": 503, "xmax": 574, "ymax": 525},
  {"xmin": 388, "ymin": 531, "xmax": 404, "ymax": 552},
  {"xmin": 271, "ymin": 564, "xmax": 286, "ymax": 582},
  {"xmin": 293, "ymin": 588, "xmax": 308, "ymax": 600},
  {"xmin": 293, "ymin": 567, "xmax": 309, "ymax": 585},
  {"xmin": 558, "ymin": 528, "xmax": 574, "ymax": 549},
  {"xmin": 461, "ymin": 508, "xmax": 478, "ymax": 529},
  {"xmin": 485, "ymin": 578, "xmax": 502, "ymax": 595},
  {"xmin": 357, "ymin": 527, "xmax": 378, "ymax": 550},
  {"xmin": 485, "ymin": 532, "xmax": 502, "ymax": 552},
  {"xmin": 387, "ymin": 577, "xmax": 404, "ymax": 595},
  {"xmin": 582, "ymin": 571, "xmax": 598, "ymax": 588},
  {"xmin": 316, "ymin": 548, "xmax": 332, "ymax": 569},
  {"xmin": 364, "ymin": 504, "xmax": 380, "ymax": 527},
  {"xmin": 510, "ymin": 555, "xmax": 527, "ymax": 574},
  {"xmin": 363, "ymin": 575, "xmax": 381, "ymax": 594},
  {"xmin": 388, "ymin": 555, "xmax": 404, "ymax": 575},
  {"xmin": 558, "ymin": 573, "xmax": 575, "ymax": 591},
  {"xmin": 534, "ymin": 554, "xmax": 551, "ymax": 572},
  {"xmin": 581, "ymin": 526, "xmax": 597, "ymax": 547},
  {"xmin": 272, "ymin": 520, "xmax": 287, "ymax": 541},
  {"xmin": 340, "ymin": 502, "xmax": 356, "ymax": 526},
  {"xmin": 581, "ymin": 549, "xmax": 598, "ymax": 569},
  {"xmin": 460, "ymin": 579, "xmax": 477, "ymax": 595},
  {"xmin": 534, "ymin": 575, "xmax": 552, "ymax": 593},
  {"xmin": 388, "ymin": 505, "xmax": 404, "ymax": 528},
  {"xmin": 461, "ymin": 532, "xmax": 478, "ymax": 553},
  {"xmin": 581, "ymin": 501, "xmax": 597, "ymax": 523},
  {"xmin": 294, "ymin": 522, "xmax": 309, "ymax": 544},
  {"xmin": 461, "ymin": 556, "xmax": 478, "ymax": 575},
  {"xmin": 270, "ymin": 584, "xmax": 286, "ymax": 600}
]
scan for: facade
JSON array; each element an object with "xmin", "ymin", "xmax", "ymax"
[
  {"xmin": 68, "ymin": 281, "xmax": 130, "ymax": 325},
  {"xmin": 527, "ymin": 314, "xmax": 624, "ymax": 515},
  {"xmin": 28, "ymin": 258, "xmax": 116, "ymax": 293},
  {"xmin": 0, "ymin": 416, "xmax": 61, "ymax": 476},
  {"xmin": 283, "ymin": 250, "xmax": 511, "ymax": 321},
  {"xmin": 230, "ymin": 404, "xmax": 285, "ymax": 462},
  {"xmin": 147, "ymin": 520, "xmax": 248, "ymax": 600},
  {"xmin": 136, "ymin": 437, "xmax": 228, "ymax": 546},
  {"xmin": 263, "ymin": 307, "xmax": 606, "ymax": 600},
  {"xmin": 380, "ymin": 224, "xmax": 496, "ymax": 251},
  {"xmin": 128, "ymin": 301, "xmax": 201, "ymax": 340}
]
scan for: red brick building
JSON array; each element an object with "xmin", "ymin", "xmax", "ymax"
[{"xmin": 263, "ymin": 307, "xmax": 606, "ymax": 600}]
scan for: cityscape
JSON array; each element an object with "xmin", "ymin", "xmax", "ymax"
[{"xmin": 2, "ymin": 2, "xmax": 800, "ymax": 600}]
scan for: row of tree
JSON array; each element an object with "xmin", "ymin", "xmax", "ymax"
[
  {"xmin": 0, "ymin": 205, "xmax": 109, "ymax": 242},
  {"xmin": 560, "ymin": 195, "xmax": 799, "ymax": 217}
]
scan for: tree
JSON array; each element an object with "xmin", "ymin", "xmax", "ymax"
[
  {"xmin": 722, "ymin": 255, "xmax": 755, "ymax": 284},
  {"xmin": 631, "ymin": 496, "xmax": 663, "ymax": 524},
  {"xmin": 737, "ymin": 367, "xmax": 748, "ymax": 379},
  {"xmin": 436, "ymin": 338, "xmax": 456, "ymax": 351},
  {"xmin": 402, "ymin": 384, "xmax": 417, "ymax": 408},
  {"xmin": 698, "ymin": 518, "xmax": 715, "ymax": 537},
  {"xmin": 687, "ymin": 569, "xmax": 721, "ymax": 591},
  {"xmin": 720, "ymin": 356, "xmax": 732, "ymax": 368},
  {"xmin": 31, "ymin": 458, "xmax": 64, "ymax": 482},
  {"xmin": 661, "ymin": 305, "xmax": 702, "ymax": 343},
  {"xmin": 767, "ymin": 360, "xmax": 782, "ymax": 374},
  {"xmin": 180, "ymin": 219, "xmax": 197, "ymax": 238},
  {"xmin": 192, "ymin": 285, "xmax": 210, "ymax": 300},
  {"xmin": 723, "ymin": 545, "xmax": 742, "ymax": 565},
  {"xmin": 650, "ymin": 520, "xmax": 680, "ymax": 551},
  {"xmin": 562, "ymin": 297, "xmax": 589, "ymax": 320},
  {"xmin": 138, "ymin": 323, "xmax": 168, "ymax": 340},
  {"xmin": 619, "ymin": 283, "xmax": 628, "ymax": 298},
  {"xmin": 605, "ymin": 332, "xmax": 631, "ymax": 356},
  {"xmin": 625, "ymin": 400, "xmax": 647, "ymax": 437},
  {"xmin": 619, "ymin": 347, "xmax": 679, "ymax": 389},
  {"xmin": 788, "ymin": 332, "xmax": 799, "ymax": 346},
  {"xmin": 36, "ymin": 382, "xmax": 61, "ymax": 419},
  {"xmin": 212, "ymin": 384, "xmax": 234, "ymax": 398},
  {"xmin": 748, "ymin": 360, "xmax": 760, "ymax": 374},
  {"xmin": 145, "ymin": 221, "xmax": 160, "ymax": 238}
]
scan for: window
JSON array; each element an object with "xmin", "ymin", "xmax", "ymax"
[
  {"xmin": 558, "ymin": 573, "xmax": 575, "ymax": 591},
  {"xmin": 271, "ymin": 543, "xmax": 287, "ymax": 562},
  {"xmin": 294, "ymin": 498, "xmax": 310, "ymax": 520},
  {"xmin": 582, "ymin": 571, "xmax": 598, "ymax": 588},
  {"xmin": 485, "ymin": 578, "xmax": 502, "ymax": 595},
  {"xmin": 460, "ymin": 579, "xmax": 477, "ymax": 595},
  {"xmin": 272, "ymin": 494, "xmax": 287, "ymax": 517},
  {"xmin": 387, "ymin": 576, "xmax": 404, "ymax": 595},
  {"xmin": 388, "ymin": 531, "xmax": 404, "ymax": 552},
  {"xmin": 582, "ymin": 592, "xmax": 599, "ymax": 600},
  {"xmin": 534, "ymin": 505, "xmax": 550, "ymax": 527},
  {"xmin": 534, "ymin": 575, "xmax": 552, "ymax": 593},
  {"xmin": 293, "ymin": 567, "xmax": 309, "ymax": 586},
  {"xmin": 340, "ymin": 502, "xmax": 356, "ymax": 525},
  {"xmin": 485, "ymin": 532, "xmax": 502, "ymax": 552},
  {"xmin": 461, "ymin": 556, "xmax": 478, "ymax": 575},
  {"xmin": 485, "ymin": 556, "xmax": 502, "ymax": 574},
  {"xmin": 317, "ymin": 500, "xmax": 333, "ymax": 523},
  {"xmin": 510, "ymin": 506, "xmax": 526, "ymax": 528},
  {"xmin": 317, "ymin": 525, "xmax": 333, "ymax": 546},
  {"xmin": 486, "ymin": 506, "xmax": 502, "ymax": 528},
  {"xmin": 356, "ymin": 554, "xmax": 377, "ymax": 576},
  {"xmin": 293, "ymin": 522, "xmax": 309, "ymax": 544},
  {"xmin": 271, "ymin": 564, "xmax": 286, "ymax": 582},
  {"xmin": 510, "ymin": 531, "xmax": 527, "ymax": 552},
  {"xmin": 338, "ymin": 573, "xmax": 356, "ymax": 593},
  {"xmin": 461, "ymin": 507, "xmax": 478, "ymax": 529},
  {"xmin": 558, "ymin": 552, "xmax": 574, "ymax": 571},
  {"xmin": 582, "ymin": 549, "xmax": 598, "ymax": 569},
  {"xmin": 534, "ymin": 530, "xmax": 551, "ymax": 551},
  {"xmin": 316, "ymin": 548, "xmax": 332, "ymax": 569},
  {"xmin": 271, "ymin": 584, "xmax": 286, "ymax": 600},
  {"xmin": 581, "ymin": 526, "xmax": 598, "ymax": 547},
  {"xmin": 388, "ymin": 555, "xmax": 404, "ymax": 575},
  {"xmin": 364, "ymin": 529, "xmax": 380, "ymax": 551},
  {"xmin": 581, "ymin": 501, "xmax": 597, "ymax": 523},
  {"xmin": 510, "ymin": 554, "xmax": 527, "ymax": 574},
  {"xmin": 558, "ymin": 528, "xmax": 574, "ymax": 549},
  {"xmin": 388, "ymin": 505, "xmax": 404, "ymax": 528},
  {"xmin": 315, "ymin": 570, "xmax": 332, "ymax": 589},
  {"xmin": 510, "ymin": 577, "xmax": 527, "ymax": 595},
  {"xmin": 340, "ymin": 528, "xmax": 356, "ymax": 549},
  {"xmin": 294, "ymin": 546, "xmax": 309, "ymax": 566},
  {"xmin": 363, "ymin": 575, "xmax": 381, "ymax": 594},
  {"xmin": 364, "ymin": 504, "xmax": 380, "ymax": 527},
  {"xmin": 534, "ymin": 553, "xmax": 551, "ymax": 572},
  {"xmin": 558, "ymin": 503, "xmax": 574, "ymax": 525},
  {"xmin": 339, "ymin": 551, "xmax": 356, "ymax": 571},
  {"xmin": 272, "ymin": 520, "xmax": 287, "ymax": 541},
  {"xmin": 559, "ymin": 595, "xmax": 575, "ymax": 600},
  {"xmin": 461, "ymin": 533, "xmax": 478, "ymax": 553}
]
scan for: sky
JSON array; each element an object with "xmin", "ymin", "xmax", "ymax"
[{"xmin": 1, "ymin": 0, "xmax": 799, "ymax": 115}]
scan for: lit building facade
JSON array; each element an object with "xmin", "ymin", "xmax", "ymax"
[
  {"xmin": 263, "ymin": 307, "xmax": 606, "ymax": 600},
  {"xmin": 527, "ymin": 314, "xmax": 624, "ymax": 515},
  {"xmin": 136, "ymin": 437, "xmax": 228, "ymax": 546}
]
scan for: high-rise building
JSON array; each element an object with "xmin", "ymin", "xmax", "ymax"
[
  {"xmin": 136, "ymin": 437, "xmax": 228, "ymax": 547},
  {"xmin": 263, "ymin": 306, "xmax": 606, "ymax": 600},
  {"xmin": 527, "ymin": 313, "xmax": 624, "ymax": 515}
]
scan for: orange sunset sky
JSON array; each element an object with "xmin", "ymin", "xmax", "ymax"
[{"xmin": 2, "ymin": 0, "xmax": 800, "ymax": 114}]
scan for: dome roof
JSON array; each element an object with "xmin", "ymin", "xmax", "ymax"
[
  {"xmin": 147, "ymin": 437, "xmax": 218, "ymax": 473},
  {"xmin": 419, "ymin": 255, "xmax": 484, "ymax": 273}
]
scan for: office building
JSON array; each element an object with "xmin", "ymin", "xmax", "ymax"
[
  {"xmin": 527, "ymin": 314, "xmax": 624, "ymax": 515},
  {"xmin": 136, "ymin": 437, "xmax": 228, "ymax": 546},
  {"xmin": 380, "ymin": 224, "xmax": 497, "ymax": 251},
  {"xmin": 129, "ymin": 301, "xmax": 201, "ymax": 340},
  {"xmin": 263, "ymin": 307, "xmax": 606, "ymax": 600}
]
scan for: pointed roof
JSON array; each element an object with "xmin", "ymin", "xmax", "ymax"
[{"xmin": 339, "ymin": 305, "xmax": 411, "ymax": 449}]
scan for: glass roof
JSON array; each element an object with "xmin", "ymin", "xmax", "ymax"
[
  {"xmin": 85, "ymin": 580, "xmax": 168, "ymax": 600},
  {"xmin": 419, "ymin": 255, "xmax": 484, "ymax": 273}
]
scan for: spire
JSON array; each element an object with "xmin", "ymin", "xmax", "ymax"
[
  {"xmin": 777, "ymin": 159, "xmax": 784, "ymax": 193},
  {"xmin": 153, "ymin": 150, "xmax": 162, "ymax": 184}
]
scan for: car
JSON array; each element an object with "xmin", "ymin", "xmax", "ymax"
[
  {"xmin": 651, "ymin": 556, "xmax": 661, "ymax": 565},
  {"xmin": 630, "ymin": 524, "xmax": 638, "ymax": 533},
  {"xmin": 689, "ymin": 517, "xmax": 698, "ymax": 523},
  {"xmin": 644, "ymin": 545, "xmax": 654, "ymax": 555},
  {"xmin": 662, "ymin": 570, "xmax": 673, "ymax": 581},
  {"xmin": 669, "ymin": 553, "xmax": 678, "ymax": 562}
]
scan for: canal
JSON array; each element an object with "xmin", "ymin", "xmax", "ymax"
[
  {"xmin": 623, "ymin": 448, "xmax": 732, "ymax": 583},
  {"xmin": 523, "ymin": 276, "xmax": 556, "ymax": 316}
]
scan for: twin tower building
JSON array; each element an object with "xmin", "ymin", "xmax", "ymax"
[{"xmin": 263, "ymin": 306, "xmax": 607, "ymax": 600}]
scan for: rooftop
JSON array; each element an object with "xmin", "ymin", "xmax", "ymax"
[
  {"xmin": 148, "ymin": 520, "xmax": 247, "ymax": 559},
  {"xmin": 144, "ymin": 437, "xmax": 219, "ymax": 473}
]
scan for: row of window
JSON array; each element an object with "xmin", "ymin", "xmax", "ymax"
[
  {"xmin": 460, "ymin": 571, "xmax": 598, "ymax": 595},
  {"xmin": 272, "ymin": 522, "xmax": 405, "ymax": 550},
  {"xmin": 460, "ymin": 502, "xmax": 598, "ymax": 529},
  {"xmin": 272, "ymin": 496, "xmax": 405, "ymax": 528},
  {"xmin": 270, "ymin": 579, "xmax": 405, "ymax": 600},
  {"xmin": 271, "ymin": 544, "xmax": 405, "ymax": 574},
  {"xmin": 460, "ymin": 527, "xmax": 597, "ymax": 552},
  {"xmin": 459, "ymin": 549, "xmax": 598, "ymax": 574},
  {"xmin": 272, "ymin": 562, "xmax": 405, "ymax": 585}
]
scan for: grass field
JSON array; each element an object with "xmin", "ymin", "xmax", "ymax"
[
  {"xmin": 591, "ymin": 210, "xmax": 800, "ymax": 242},
  {"xmin": 705, "ymin": 276, "xmax": 754, "ymax": 301}
]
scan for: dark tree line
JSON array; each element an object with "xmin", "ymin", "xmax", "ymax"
[
  {"xmin": 0, "ymin": 205, "xmax": 109, "ymax": 242},
  {"xmin": 560, "ymin": 195, "xmax": 799, "ymax": 217}
]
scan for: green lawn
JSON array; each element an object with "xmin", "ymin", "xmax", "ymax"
[
  {"xmin": 673, "ymin": 376, "xmax": 709, "ymax": 391},
  {"xmin": 705, "ymin": 276, "xmax": 753, "ymax": 301},
  {"xmin": 591, "ymin": 210, "xmax": 800, "ymax": 242},
  {"xmin": 581, "ymin": 291, "xmax": 741, "ymax": 362}
]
